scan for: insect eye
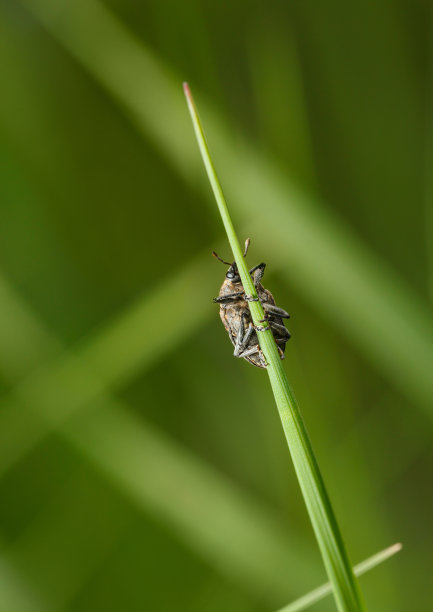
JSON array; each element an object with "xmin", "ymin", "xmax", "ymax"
[{"xmin": 226, "ymin": 271, "xmax": 234, "ymax": 279}]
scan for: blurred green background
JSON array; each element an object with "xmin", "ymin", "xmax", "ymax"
[{"xmin": 0, "ymin": 0, "xmax": 432, "ymax": 610}]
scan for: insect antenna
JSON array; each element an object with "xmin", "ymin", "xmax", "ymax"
[
  {"xmin": 213, "ymin": 238, "xmax": 250, "ymax": 264},
  {"xmin": 212, "ymin": 251, "xmax": 231, "ymax": 265}
]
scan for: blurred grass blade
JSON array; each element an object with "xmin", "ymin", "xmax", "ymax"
[
  {"xmin": 1, "ymin": 472, "xmax": 132, "ymax": 611},
  {"xmin": 0, "ymin": 277, "xmax": 60, "ymax": 380},
  {"xmin": 276, "ymin": 543, "xmax": 402, "ymax": 612},
  {"xmin": 19, "ymin": 0, "xmax": 433, "ymax": 414},
  {"xmin": 246, "ymin": 23, "xmax": 316, "ymax": 188},
  {"xmin": 65, "ymin": 397, "xmax": 320, "ymax": 602},
  {"xmin": 0, "ymin": 252, "xmax": 214, "ymax": 473},
  {"xmin": 0, "ymin": 559, "xmax": 48, "ymax": 612},
  {"xmin": 0, "ymin": 273, "xmax": 323, "ymax": 603},
  {"xmin": 425, "ymin": 17, "xmax": 433, "ymax": 302},
  {"xmin": 17, "ymin": 0, "xmax": 198, "ymax": 179},
  {"xmin": 184, "ymin": 83, "xmax": 366, "ymax": 612}
]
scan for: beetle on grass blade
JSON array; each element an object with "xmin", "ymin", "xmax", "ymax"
[{"xmin": 212, "ymin": 238, "xmax": 290, "ymax": 368}]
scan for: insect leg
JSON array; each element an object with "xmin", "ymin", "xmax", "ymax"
[
  {"xmin": 258, "ymin": 346, "xmax": 268, "ymax": 367},
  {"xmin": 240, "ymin": 321, "xmax": 254, "ymax": 349},
  {"xmin": 249, "ymin": 263, "xmax": 266, "ymax": 287},
  {"xmin": 275, "ymin": 338, "xmax": 288, "ymax": 358},
  {"xmin": 269, "ymin": 320, "xmax": 291, "ymax": 339},
  {"xmin": 263, "ymin": 303, "xmax": 290, "ymax": 318},
  {"xmin": 238, "ymin": 345, "xmax": 261, "ymax": 359},
  {"xmin": 239, "ymin": 344, "xmax": 268, "ymax": 367},
  {"xmin": 213, "ymin": 291, "xmax": 244, "ymax": 304},
  {"xmin": 233, "ymin": 314, "xmax": 246, "ymax": 357},
  {"xmin": 234, "ymin": 315, "xmax": 254, "ymax": 357},
  {"xmin": 276, "ymin": 345, "xmax": 285, "ymax": 360},
  {"xmin": 233, "ymin": 329, "xmax": 242, "ymax": 357}
]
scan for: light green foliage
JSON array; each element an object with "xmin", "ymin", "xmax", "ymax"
[{"xmin": 278, "ymin": 544, "xmax": 402, "ymax": 612}]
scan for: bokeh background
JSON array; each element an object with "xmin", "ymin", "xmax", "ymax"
[{"xmin": 0, "ymin": 1, "xmax": 432, "ymax": 610}]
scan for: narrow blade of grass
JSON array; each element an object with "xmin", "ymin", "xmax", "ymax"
[
  {"xmin": 184, "ymin": 83, "xmax": 367, "ymax": 612},
  {"xmin": 276, "ymin": 543, "xmax": 402, "ymax": 612},
  {"xmin": 18, "ymin": 0, "xmax": 433, "ymax": 413},
  {"xmin": 0, "ymin": 273, "xmax": 323, "ymax": 603}
]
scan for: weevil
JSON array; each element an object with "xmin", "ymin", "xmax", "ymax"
[{"xmin": 212, "ymin": 239, "xmax": 290, "ymax": 368}]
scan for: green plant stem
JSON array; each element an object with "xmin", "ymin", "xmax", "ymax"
[
  {"xmin": 184, "ymin": 82, "xmax": 367, "ymax": 612},
  {"xmin": 276, "ymin": 543, "xmax": 402, "ymax": 612}
]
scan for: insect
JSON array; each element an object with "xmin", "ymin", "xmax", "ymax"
[{"xmin": 212, "ymin": 238, "xmax": 290, "ymax": 368}]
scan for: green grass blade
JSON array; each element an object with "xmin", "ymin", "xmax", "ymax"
[
  {"xmin": 0, "ymin": 273, "xmax": 323, "ymax": 603},
  {"xmin": 18, "ymin": 0, "xmax": 433, "ymax": 415},
  {"xmin": 276, "ymin": 543, "xmax": 402, "ymax": 612},
  {"xmin": 184, "ymin": 83, "xmax": 367, "ymax": 612}
]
